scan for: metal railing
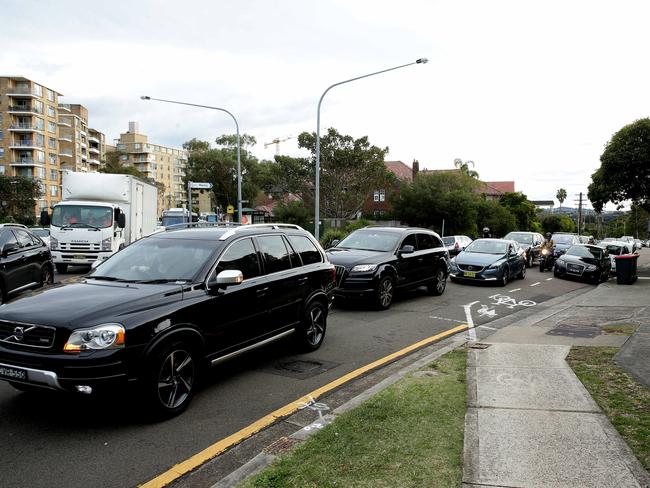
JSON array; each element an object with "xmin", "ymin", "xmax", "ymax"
[
  {"xmin": 8, "ymin": 105, "xmax": 41, "ymax": 113},
  {"xmin": 9, "ymin": 123, "xmax": 39, "ymax": 130}
]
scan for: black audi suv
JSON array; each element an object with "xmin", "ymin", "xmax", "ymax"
[
  {"xmin": 326, "ymin": 227, "xmax": 449, "ymax": 309},
  {"xmin": 554, "ymin": 244, "xmax": 611, "ymax": 284},
  {"xmin": 0, "ymin": 223, "xmax": 335, "ymax": 418}
]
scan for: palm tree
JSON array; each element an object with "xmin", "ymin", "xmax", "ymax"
[
  {"xmin": 556, "ymin": 188, "xmax": 567, "ymax": 209},
  {"xmin": 453, "ymin": 158, "xmax": 479, "ymax": 179}
]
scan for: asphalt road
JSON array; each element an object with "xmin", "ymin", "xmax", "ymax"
[{"xmin": 0, "ymin": 264, "xmax": 590, "ymax": 488}]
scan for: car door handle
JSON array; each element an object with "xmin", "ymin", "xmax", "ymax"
[
  {"xmin": 19, "ymin": 255, "xmax": 27, "ymax": 261},
  {"xmin": 297, "ymin": 277, "xmax": 308, "ymax": 284},
  {"xmin": 256, "ymin": 287, "xmax": 269, "ymax": 297}
]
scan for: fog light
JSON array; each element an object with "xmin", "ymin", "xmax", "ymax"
[{"xmin": 75, "ymin": 385, "xmax": 93, "ymax": 394}]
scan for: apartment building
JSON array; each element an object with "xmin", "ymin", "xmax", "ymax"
[
  {"xmin": 114, "ymin": 121, "xmax": 187, "ymax": 213},
  {"xmin": 58, "ymin": 104, "xmax": 105, "ymax": 173},
  {"xmin": 0, "ymin": 76, "xmax": 62, "ymax": 214}
]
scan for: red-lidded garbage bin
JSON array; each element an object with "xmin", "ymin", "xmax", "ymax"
[{"xmin": 614, "ymin": 254, "xmax": 639, "ymax": 284}]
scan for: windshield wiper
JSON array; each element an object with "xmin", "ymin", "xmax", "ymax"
[
  {"xmin": 88, "ymin": 275, "xmax": 120, "ymax": 281},
  {"xmin": 60, "ymin": 223, "xmax": 101, "ymax": 231},
  {"xmin": 132, "ymin": 279, "xmax": 189, "ymax": 284}
]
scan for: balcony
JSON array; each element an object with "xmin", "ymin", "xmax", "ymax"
[
  {"xmin": 6, "ymin": 87, "xmax": 39, "ymax": 98},
  {"xmin": 89, "ymin": 147, "xmax": 100, "ymax": 155},
  {"xmin": 58, "ymin": 104, "xmax": 71, "ymax": 112},
  {"xmin": 80, "ymin": 142, "xmax": 87, "ymax": 148},
  {"xmin": 8, "ymin": 105, "xmax": 42, "ymax": 115},
  {"xmin": 58, "ymin": 132, "xmax": 73, "ymax": 142},
  {"xmin": 8, "ymin": 123, "xmax": 42, "ymax": 132},
  {"xmin": 9, "ymin": 140, "xmax": 44, "ymax": 149},
  {"xmin": 129, "ymin": 145, "xmax": 152, "ymax": 154},
  {"xmin": 88, "ymin": 136, "xmax": 100, "ymax": 144},
  {"xmin": 58, "ymin": 119, "xmax": 72, "ymax": 128},
  {"xmin": 10, "ymin": 159, "xmax": 46, "ymax": 168},
  {"xmin": 89, "ymin": 158, "xmax": 101, "ymax": 166},
  {"xmin": 59, "ymin": 151, "xmax": 73, "ymax": 158},
  {"xmin": 81, "ymin": 153, "xmax": 88, "ymax": 161}
]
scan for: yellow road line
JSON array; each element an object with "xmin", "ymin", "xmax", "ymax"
[{"xmin": 139, "ymin": 323, "xmax": 468, "ymax": 488}]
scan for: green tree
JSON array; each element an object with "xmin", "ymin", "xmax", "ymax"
[
  {"xmin": 498, "ymin": 192, "xmax": 539, "ymax": 230},
  {"xmin": 259, "ymin": 155, "xmax": 311, "ymax": 199},
  {"xmin": 453, "ymin": 158, "xmax": 479, "ymax": 178},
  {"xmin": 298, "ymin": 128, "xmax": 395, "ymax": 219},
  {"xmin": 0, "ymin": 176, "xmax": 41, "ymax": 225},
  {"xmin": 541, "ymin": 214, "xmax": 575, "ymax": 234},
  {"xmin": 588, "ymin": 118, "xmax": 650, "ymax": 212},
  {"xmin": 273, "ymin": 200, "xmax": 313, "ymax": 230},
  {"xmin": 556, "ymin": 188, "xmax": 567, "ymax": 209},
  {"xmin": 100, "ymin": 151, "xmax": 146, "ymax": 178},
  {"xmin": 184, "ymin": 135, "xmax": 262, "ymax": 212}
]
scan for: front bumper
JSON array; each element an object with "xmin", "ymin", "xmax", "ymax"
[
  {"xmin": 449, "ymin": 265, "xmax": 499, "ymax": 282},
  {"xmin": 51, "ymin": 250, "xmax": 113, "ymax": 266}
]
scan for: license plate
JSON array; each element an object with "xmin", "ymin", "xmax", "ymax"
[
  {"xmin": 73, "ymin": 254, "xmax": 86, "ymax": 260},
  {"xmin": 463, "ymin": 271, "xmax": 476, "ymax": 278},
  {"xmin": 0, "ymin": 365, "xmax": 27, "ymax": 381}
]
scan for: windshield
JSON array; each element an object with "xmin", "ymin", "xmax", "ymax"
[
  {"xmin": 553, "ymin": 234, "xmax": 575, "ymax": 245},
  {"xmin": 88, "ymin": 237, "xmax": 218, "ymax": 282},
  {"xmin": 605, "ymin": 245, "xmax": 624, "ymax": 256},
  {"xmin": 504, "ymin": 232, "xmax": 532, "ymax": 244},
  {"xmin": 566, "ymin": 245, "xmax": 603, "ymax": 259},
  {"xmin": 336, "ymin": 231, "xmax": 400, "ymax": 252},
  {"xmin": 464, "ymin": 240, "xmax": 508, "ymax": 255},
  {"xmin": 31, "ymin": 228, "xmax": 50, "ymax": 237},
  {"xmin": 442, "ymin": 237, "xmax": 455, "ymax": 245},
  {"xmin": 52, "ymin": 205, "xmax": 113, "ymax": 229},
  {"xmin": 161, "ymin": 215, "xmax": 187, "ymax": 227}
]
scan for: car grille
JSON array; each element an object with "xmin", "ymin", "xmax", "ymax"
[
  {"xmin": 60, "ymin": 242, "xmax": 100, "ymax": 251},
  {"xmin": 0, "ymin": 321, "xmax": 56, "ymax": 349},
  {"xmin": 566, "ymin": 263, "xmax": 585, "ymax": 276},
  {"xmin": 458, "ymin": 264, "xmax": 485, "ymax": 272},
  {"xmin": 334, "ymin": 265, "xmax": 347, "ymax": 286}
]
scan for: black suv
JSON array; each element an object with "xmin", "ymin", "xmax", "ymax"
[
  {"xmin": 0, "ymin": 223, "xmax": 335, "ymax": 418},
  {"xmin": 326, "ymin": 227, "xmax": 449, "ymax": 309},
  {"xmin": 0, "ymin": 223, "xmax": 54, "ymax": 304}
]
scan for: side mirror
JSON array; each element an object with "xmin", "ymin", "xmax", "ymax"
[
  {"xmin": 399, "ymin": 244, "xmax": 415, "ymax": 255},
  {"xmin": 210, "ymin": 269, "xmax": 244, "ymax": 291},
  {"xmin": 118, "ymin": 213, "xmax": 126, "ymax": 228},
  {"xmin": 330, "ymin": 239, "xmax": 340, "ymax": 247},
  {"xmin": 40, "ymin": 210, "xmax": 51, "ymax": 226},
  {"xmin": 1, "ymin": 242, "xmax": 19, "ymax": 257}
]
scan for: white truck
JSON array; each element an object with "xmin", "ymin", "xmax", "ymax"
[{"xmin": 45, "ymin": 172, "xmax": 157, "ymax": 273}]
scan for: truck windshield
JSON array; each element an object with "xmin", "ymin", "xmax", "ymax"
[
  {"xmin": 162, "ymin": 215, "xmax": 187, "ymax": 226},
  {"xmin": 52, "ymin": 205, "xmax": 113, "ymax": 229}
]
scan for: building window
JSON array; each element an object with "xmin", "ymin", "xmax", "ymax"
[
  {"xmin": 36, "ymin": 167, "xmax": 46, "ymax": 179},
  {"xmin": 36, "ymin": 151, "xmax": 45, "ymax": 163},
  {"xmin": 134, "ymin": 143, "xmax": 141, "ymax": 150},
  {"xmin": 48, "ymin": 137, "xmax": 57, "ymax": 149},
  {"xmin": 48, "ymin": 106, "xmax": 56, "ymax": 117},
  {"xmin": 0, "ymin": 129, "xmax": 3, "ymax": 141},
  {"xmin": 46, "ymin": 89, "xmax": 55, "ymax": 102},
  {"xmin": 0, "ymin": 166, "xmax": 5, "ymax": 175},
  {"xmin": 0, "ymin": 148, "xmax": 4, "ymax": 158},
  {"xmin": 35, "ymin": 117, "xmax": 44, "ymax": 130},
  {"xmin": 38, "ymin": 200, "xmax": 47, "ymax": 211},
  {"xmin": 50, "ymin": 185, "xmax": 58, "ymax": 197},
  {"xmin": 380, "ymin": 189, "xmax": 386, "ymax": 202},
  {"xmin": 50, "ymin": 169, "xmax": 58, "ymax": 181},
  {"xmin": 34, "ymin": 100, "xmax": 44, "ymax": 114},
  {"xmin": 120, "ymin": 154, "xmax": 128, "ymax": 161},
  {"xmin": 49, "ymin": 153, "xmax": 57, "ymax": 164},
  {"xmin": 48, "ymin": 121, "xmax": 56, "ymax": 133},
  {"xmin": 33, "ymin": 84, "xmax": 43, "ymax": 97},
  {"xmin": 117, "ymin": 143, "xmax": 126, "ymax": 150},
  {"xmin": 35, "ymin": 134, "xmax": 45, "ymax": 147}
]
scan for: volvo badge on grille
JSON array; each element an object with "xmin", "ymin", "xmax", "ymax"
[{"xmin": 13, "ymin": 326, "xmax": 25, "ymax": 341}]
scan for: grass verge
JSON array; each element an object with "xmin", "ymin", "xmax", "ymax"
[
  {"xmin": 240, "ymin": 348, "xmax": 467, "ymax": 488},
  {"xmin": 567, "ymin": 346, "xmax": 650, "ymax": 470}
]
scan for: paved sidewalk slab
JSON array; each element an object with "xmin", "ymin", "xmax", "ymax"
[
  {"xmin": 616, "ymin": 322, "xmax": 650, "ymax": 388},
  {"xmin": 465, "ymin": 407, "xmax": 647, "ymax": 488}
]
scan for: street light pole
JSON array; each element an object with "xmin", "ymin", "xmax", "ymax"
[
  {"xmin": 314, "ymin": 58, "xmax": 428, "ymax": 240},
  {"xmin": 140, "ymin": 96, "xmax": 242, "ymax": 223}
]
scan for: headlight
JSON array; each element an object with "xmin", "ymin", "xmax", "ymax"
[
  {"xmin": 489, "ymin": 261, "xmax": 503, "ymax": 270},
  {"xmin": 541, "ymin": 249, "xmax": 548, "ymax": 256},
  {"xmin": 351, "ymin": 264, "xmax": 378, "ymax": 273},
  {"xmin": 585, "ymin": 264, "xmax": 597, "ymax": 271},
  {"xmin": 101, "ymin": 237, "xmax": 112, "ymax": 251},
  {"xmin": 50, "ymin": 236, "xmax": 59, "ymax": 250},
  {"xmin": 64, "ymin": 324, "xmax": 125, "ymax": 353}
]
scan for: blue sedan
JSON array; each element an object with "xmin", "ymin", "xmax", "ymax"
[{"xmin": 449, "ymin": 239, "xmax": 527, "ymax": 286}]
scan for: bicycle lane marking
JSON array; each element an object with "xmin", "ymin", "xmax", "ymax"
[{"xmin": 138, "ymin": 323, "xmax": 469, "ymax": 488}]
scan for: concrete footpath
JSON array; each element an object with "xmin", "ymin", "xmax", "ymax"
[{"xmin": 463, "ymin": 273, "xmax": 650, "ymax": 487}]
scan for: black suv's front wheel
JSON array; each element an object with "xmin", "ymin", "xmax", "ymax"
[
  {"xmin": 375, "ymin": 275, "xmax": 395, "ymax": 310},
  {"xmin": 143, "ymin": 341, "xmax": 198, "ymax": 418},
  {"xmin": 427, "ymin": 268, "xmax": 447, "ymax": 296}
]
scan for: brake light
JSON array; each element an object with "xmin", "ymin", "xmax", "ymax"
[
  {"xmin": 331, "ymin": 267, "xmax": 337, "ymax": 283},
  {"xmin": 454, "ymin": 242, "xmax": 459, "ymax": 249}
]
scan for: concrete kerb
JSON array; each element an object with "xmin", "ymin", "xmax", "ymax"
[{"xmin": 210, "ymin": 336, "xmax": 468, "ymax": 488}]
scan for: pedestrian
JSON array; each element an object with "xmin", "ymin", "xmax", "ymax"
[{"xmin": 482, "ymin": 227, "xmax": 491, "ymax": 238}]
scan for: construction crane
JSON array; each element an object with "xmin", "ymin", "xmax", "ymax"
[{"xmin": 264, "ymin": 135, "xmax": 294, "ymax": 155}]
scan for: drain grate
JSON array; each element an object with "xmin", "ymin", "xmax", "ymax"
[
  {"xmin": 469, "ymin": 343, "xmax": 491, "ymax": 349},
  {"xmin": 264, "ymin": 436, "xmax": 301, "ymax": 455},
  {"xmin": 264, "ymin": 358, "xmax": 341, "ymax": 380},
  {"xmin": 546, "ymin": 324, "xmax": 601, "ymax": 338}
]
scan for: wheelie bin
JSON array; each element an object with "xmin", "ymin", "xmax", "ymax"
[{"xmin": 614, "ymin": 253, "xmax": 639, "ymax": 284}]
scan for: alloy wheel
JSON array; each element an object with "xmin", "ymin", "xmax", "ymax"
[
  {"xmin": 157, "ymin": 349, "xmax": 195, "ymax": 410},
  {"xmin": 436, "ymin": 269, "xmax": 446, "ymax": 294},
  {"xmin": 306, "ymin": 306, "xmax": 325, "ymax": 346},
  {"xmin": 41, "ymin": 266, "xmax": 52, "ymax": 286},
  {"xmin": 379, "ymin": 277, "xmax": 394, "ymax": 308}
]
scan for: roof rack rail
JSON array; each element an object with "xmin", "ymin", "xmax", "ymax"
[
  {"xmin": 165, "ymin": 222, "xmax": 242, "ymax": 230},
  {"xmin": 218, "ymin": 223, "xmax": 304, "ymax": 240}
]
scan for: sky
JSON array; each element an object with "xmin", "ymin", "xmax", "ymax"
[{"xmin": 3, "ymin": 0, "xmax": 648, "ymax": 209}]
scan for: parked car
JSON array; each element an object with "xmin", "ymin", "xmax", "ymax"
[
  {"xmin": 579, "ymin": 235, "xmax": 595, "ymax": 244},
  {"xmin": 0, "ymin": 224, "xmax": 54, "ymax": 304},
  {"xmin": 29, "ymin": 227, "xmax": 51, "ymax": 248},
  {"xmin": 554, "ymin": 244, "xmax": 611, "ymax": 284},
  {"xmin": 442, "ymin": 235, "xmax": 472, "ymax": 256},
  {"xmin": 449, "ymin": 238, "xmax": 526, "ymax": 286},
  {"xmin": 326, "ymin": 227, "xmax": 449, "ymax": 310},
  {"xmin": 602, "ymin": 240, "xmax": 634, "ymax": 274},
  {"xmin": 634, "ymin": 239, "xmax": 643, "ymax": 251},
  {"xmin": 0, "ymin": 223, "xmax": 335, "ymax": 418},
  {"xmin": 620, "ymin": 236, "xmax": 638, "ymax": 251},
  {"xmin": 551, "ymin": 233, "xmax": 581, "ymax": 258},
  {"xmin": 503, "ymin": 231, "xmax": 544, "ymax": 268}
]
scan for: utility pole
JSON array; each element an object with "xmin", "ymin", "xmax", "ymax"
[{"xmin": 575, "ymin": 192, "xmax": 584, "ymax": 236}]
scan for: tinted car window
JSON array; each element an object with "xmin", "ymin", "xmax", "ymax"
[
  {"xmin": 257, "ymin": 235, "xmax": 291, "ymax": 274},
  {"xmin": 215, "ymin": 238, "xmax": 260, "ymax": 280},
  {"xmin": 418, "ymin": 233, "xmax": 436, "ymax": 250},
  {"xmin": 401, "ymin": 234, "xmax": 417, "ymax": 250},
  {"xmin": 442, "ymin": 236, "xmax": 455, "ymax": 246},
  {"xmin": 287, "ymin": 235, "xmax": 321, "ymax": 265},
  {"xmin": 14, "ymin": 229, "xmax": 35, "ymax": 248},
  {"xmin": 0, "ymin": 230, "xmax": 19, "ymax": 250},
  {"xmin": 566, "ymin": 245, "xmax": 603, "ymax": 259},
  {"xmin": 337, "ymin": 230, "xmax": 400, "ymax": 252}
]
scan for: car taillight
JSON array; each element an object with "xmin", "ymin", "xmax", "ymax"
[
  {"xmin": 454, "ymin": 242, "xmax": 459, "ymax": 249},
  {"xmin": 331, "ymin": 267, "xmax": 337, "ymax": 283}
]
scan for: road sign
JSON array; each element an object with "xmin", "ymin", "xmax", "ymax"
[
  {"xmin": 226, "ymin": 205, "xmax": 234, "ymax": 214},
  {"xmin": 189, "ymin": 182, "xmax": 213, "ymax": 189}
]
